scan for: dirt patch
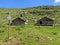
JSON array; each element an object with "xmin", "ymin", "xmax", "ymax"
[
  {"xmin": 25, "ymin": 36, "xmax": 33, "ymax": 40},
  {"xmin": 16, "ymin": 42, "xmax": 25, "ymax": 45}
]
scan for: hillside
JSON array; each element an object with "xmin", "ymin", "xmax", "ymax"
[
  {"xmin": 0, "ymin": 6, "xmax": 60, "ymax": 25},
  {"xmin": 0, "ymin": 6, "xmax": 60, "ymax": 45}
]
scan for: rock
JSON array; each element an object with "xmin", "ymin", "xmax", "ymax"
[
  {"xmin": 48, "ymin": 37, "xmax": 53, "ymax": 41},
  {"xmin": 25, "ymin": 22, "xmax": 28, "ymax": 24}
]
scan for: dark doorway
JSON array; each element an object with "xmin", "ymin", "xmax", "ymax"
[{"xmin": 40, "ymin": 21, "xmax": 42, "ymax": 24}]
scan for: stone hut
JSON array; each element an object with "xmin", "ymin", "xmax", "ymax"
[
  {"xmin": 35, "ymin": 17, "xmax": 54, "ymax": 26},
  {"xmin": 11, "ymin": 17, "xmax": 25, "ymax": 25}
]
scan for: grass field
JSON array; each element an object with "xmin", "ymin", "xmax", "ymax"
[{"xmin": 0, "ymin": 24, "xmax": 60, "ymax": 45}]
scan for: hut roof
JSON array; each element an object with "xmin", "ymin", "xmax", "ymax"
[
  {"xmin": 39, "ymin": 17, "xmax": 53, "ymax": 21},
  {"xmin": 12, "ymin": 17, "xmax": 25, "ymax": 22}
]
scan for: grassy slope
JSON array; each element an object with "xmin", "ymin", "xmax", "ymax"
[{"xmin": 0, "ymin": 6, "xmax": 60, "ymax": 45}]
